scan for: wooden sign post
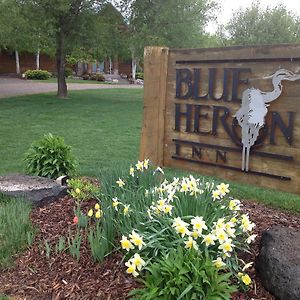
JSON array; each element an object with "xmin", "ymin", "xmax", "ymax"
[{"xmin": 140, "ymin": 45, "xmax": 300, "ymax": 194}]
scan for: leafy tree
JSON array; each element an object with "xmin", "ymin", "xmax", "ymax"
[
  {"xmin": 222, "ymin": 1, "xmax": 300, "ymax": 46},
  {"xmin": 21, "ymin": 0, "xmax": 106, "ymax": 98},
  {"xmin": 119, "ymin": 0, "xmax": 217, "ymax": 79}
]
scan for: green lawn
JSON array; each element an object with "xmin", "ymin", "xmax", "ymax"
[{"xmin": 0, "ymin": 89, "xmax": 299, "ymax": 213}]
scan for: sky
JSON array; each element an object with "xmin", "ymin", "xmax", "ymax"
[{"xmin": 207, "ymin": 0, "xmax": 300, "ymax": 33}]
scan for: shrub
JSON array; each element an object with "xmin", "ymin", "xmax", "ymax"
[
  {"xmin": 130, "ymin": 248, "xmax": 236, "ymax": 300},
  {"xmin": 82, "ymin": 74, "xmax": 90, "ymax": 80},
  {"xmin": 136, "ymin": 72, "xmax": 144, "ymax": 80},
  {"xmin": 24, "ymin": 133, "xmax": 77, "ymax": 179},
  {"xmin": 24, "ymin": 69, "xmax": 51, "ymax": 80},
  {"xmin": 64, "ymin": 67, "xmax": 73, "ymax": 78},
  {"xmin": 96, "ymin": 73, "xmax": 105, "ymax": 82}
]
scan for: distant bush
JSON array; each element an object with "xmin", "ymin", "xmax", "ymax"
[
  {"xmin": 64, "ymin": 67, "xmax": 73, "ymax": 78},
  {"xmin": 96, "ymin": 73, "xmax": 105, "ymax": 81},
  {"xmin": 82, "ymin": 73, "xmax": 105, "ymax": 81},
  {"xmin": 24, "ymin": 69, "xmax": 51, "ymax": 80},
  {"xmin": 136, "ymin": 72, "xmax": 144, "ymax": 80},
  {"xmin": 24, "ymin": 133, "xmax": 77, "ymax": 179}
]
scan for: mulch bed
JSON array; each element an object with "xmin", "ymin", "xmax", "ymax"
[{"xmin": 0, "ymin": 196, "xmax": 299, "ymax": 300}]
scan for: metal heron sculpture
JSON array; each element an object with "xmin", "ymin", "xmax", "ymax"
[{"xmin": 235, "ymin": 69, "xmax": 300, "ymax": 172}]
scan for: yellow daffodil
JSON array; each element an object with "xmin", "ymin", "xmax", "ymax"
[
  {"xmin": 228, "ymin": 199, "xmax": 241, "ymax": 211},
  {"xmin": 120, "ymin": 236, "xmax": 134, "ymax": 251},
  {"xmin": 216, "ymin": 229, "xmax": 228, "ymax": 244},
  {"xmin": 129, "ymin": 230, "xmax": 145, "ymax": 250},
  {"xmin": 213, "ymin": 257, "xmax": 226, "ymax": 268},
  {"xmin": 191, "ymin": 216, "xmax": 207, "ymax": 234},
  {"xmin": 143, "ymin": 159, "xmax": 149, "ymax": 170},
  {"xmin": 212, "ymin": 189, "xmax": 221, "ymax": 200},
  {"xmin": 241, "ymin": 273, "xmax": 252, "ymax": 285},
  {"xmin": 215, "ymin": 218, "xmax": 226, "ymax": 230},
  {"xmin": 180, "ymin": 181, "xmax": 189, "ymax": 193},
  {"xmin": 217, "ymin": 183, "xmax": 230, "ymax": 196},
  {"xmin": 125, "ymin": 261, "xmax": 139, "ymax": 277},
  {"xmin": 230, "ymin": 216, "xmax": 237, "ymax": 223},
  {"xmin": 88, "ymin": 209, "xmax": 93, "ymax": 217},
  {"xmin": 95, "ymin": 203, "xmax": 100, "ymax": 210},
  {"xmin": 191, "ymin": 230, "xmax": 200, "ymax": 239},
  {"xmin": 112, "ymin": 197, "xmax": 121, "ymax": 211},
  {"xmin": 136, "ymin": 160, "xmax": 144, "ymax": 171},
  {"xmin": 241, "ymin": 215, "xmax": 255, "ymax": 232},
  {"xmin": 226, "ymin": 227, "xmax": 236, "ymax": 238},
  {"xmin": 75, "ymin": 188, "xmax": 81, "ymax": 194},
  {"xmin": 95, "ymin": 210, "xmax": 102, "ymax": 219},
  {"xmin": 129, "ymin": 167, "xmax": 135, "ymax": 177},
  {"xmin": 129, "ymin": 253, "xmax": 146, "ymax": 271},
  {"xmin": 202, "ymin": 234, "xmax": 216, "ymax": 246},
  {"xmin": 123, "ymin": 204, "xmax": 130, "ymax": 216},
  {"xmin": 184, "ymin": 237, "xmax": 198, "ymax": 250},
  {"xmin": 163, "ymin": 204, "xmax": 173, "ymax": 215},
  {"xmin": 218, "ymin": 239, "xmax": 234, "ymax": 253},
  {"xmin": 175, "ymin": 224, "xmax": 191, "ymax": 237},
  {"xmin": 116, "ymin": 178, "xmax": 125, "ymax": 187}
]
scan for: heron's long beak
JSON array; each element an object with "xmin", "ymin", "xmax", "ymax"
[
  {"xmin": 263, "ymin": 75, "xmax": 273, "ymax": 79},
  {"xmin": 289, "ymin": 74, "xmax": 300, "ymax": 81}
]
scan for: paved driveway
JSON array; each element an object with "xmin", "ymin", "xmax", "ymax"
[{"xmin": 0, "ymin": 78, "xmax": 142, "ymax": 98}]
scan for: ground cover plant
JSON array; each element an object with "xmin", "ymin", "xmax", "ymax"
[
  {"xmin": 0, "ymin": 90, "xmax": 299, "ymax": 212},
  {"xmin": 0, "ymin": 194, "xmax": 35, "ymax": 269}
]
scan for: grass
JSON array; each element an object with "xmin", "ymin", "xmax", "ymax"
[
  {"xmin": 0, "ymin": 194, "xmax": 35, "ymax": 268},
  {"xmin": 0, "ymin": 89, "xmax": 299, "ymax": 213},
  {"xmin": 0, "ymin": 294, "xmax": 9, "ymax": 300},
  {"xmin": 34, "ymin": 78, "xmax": 113, "ymax": 84}
]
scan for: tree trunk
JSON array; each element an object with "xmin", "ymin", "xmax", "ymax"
[
  {"xmin": 131, "ymin": 51, "xmax": 137, "ymax": 80},
  {"xmin": 56, "ymin": 31, "xmax": 68, "ymax": 98},
  {"xmin": 36, "ymin": 49, "xmax": 40, "ymax": 70},
  {"xmin": 113, "ymin": 55, "xmax": 119, "ymax": 75},
  {"xmin": 109, "ymin": 57, "xmax": 112, "ymax": 75},
  {"xmin": 15, "ymin": 50, "xmax": 20, "ymax": 75}
]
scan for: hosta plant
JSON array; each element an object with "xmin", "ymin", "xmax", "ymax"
[{"xmin": 24, "ymin": 133, "xmax": 77, "ymax": 179}]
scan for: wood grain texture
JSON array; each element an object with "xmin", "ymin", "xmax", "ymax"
[{"xmin": 141, "ymin": 44, "xmax": 300, "ymax": 194}]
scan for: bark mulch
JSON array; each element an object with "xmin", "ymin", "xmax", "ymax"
[{"xmin": 0, "ymin": 196, "xmax": 299, "ymax": 300}]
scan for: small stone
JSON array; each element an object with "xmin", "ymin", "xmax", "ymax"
[
  {"xmin": 256, "ymin": 226, "xmax": 300, "ymax": 300},
  {"xmin": 56, "ymin": 175, "xmax": 69, "ymax": 186},
  {"xmin": 0, "ymin": 174, "xmax": 67, "ymax": 206}
]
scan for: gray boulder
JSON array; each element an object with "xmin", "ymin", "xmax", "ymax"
[
  {"xmin": 0, "ymin": 174, "xmax": 67, "ymax": 206},
  {"xmin": 256, "ymin": 226, "xmax": 300, "ymax": 300}
]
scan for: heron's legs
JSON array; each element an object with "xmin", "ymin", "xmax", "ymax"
[
  {"xmin": 245, "ymin": 147, "xmax": 250, "ymax": 172},
  {"xmin": 242, "ymin": 146, "xmax": 245, "ymax": 171}
]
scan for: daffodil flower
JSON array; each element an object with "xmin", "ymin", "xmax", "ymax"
[
  {"xmin": 241, "ymin": 273, "xmax": 252, "ymax": 285},
  {"xmin": 120, "ymin": 236, "xmax": 134, "ymax": 251},
  {"xmin": 217, "ymin": 183, "xmax": 230, "ymax": 196},
  {"xmin": 129, "ymin": 230, "xmax": 145, "ymax": 250},
  {"xmin": 129, "ymin": 167, "xmax": 135, "ymax": 177},
  {"xmin": 202, "ymin": 234, "xmax": 216, "ymax": 246},
  {"xmin": 125, "ymin": 261, "xmax": 139, "ymax": 277},
  {"xmin": 116, "ymin": 178, "xmax": 125, "ymax": 187},
  {"xmin": 95, "ymin": 203, "xmax": 100, "ymax": 210},
  {"xmin": 123, "ymin": 204, "xmax": 130, "ymax": 216},
  {"xmin": 129, "ymin": 253, "xmax": 146, "ymax": 271},
  {"xmin": 136, "ymin": 160, "xmax": 144, "ymax": 171},
  {"xmin": 212, "ymin": 189, "xmax": 221, "ymax": 200},
  {"xmin": 88, "ymin": 209, "xmax": 93, "ymax": 217},
  {"xmin": 75, "ymin": 188, "xmax": 81, "ymax": 194},
  {"xmin": 191, "ymin": 216, "xmax": 207, "ymax": 234},
  {"xmin": 213, "ymin": 257, "xmax": 226, "ymax": 268},
  {"xmin": 95, "ymin": 210, "xmax": 102, "ymax": 219},
  {"xmin": 184, "ymin": 237, "xmax": 198, "ymax": 250},
  {"xmin": 218, "ymin": 239, "xmax": 234, "ymax": 253},
  {"xmin": 143, "ymin": 159, "xmax": 149, "ymax": 170},
  {"xmin": 112, "ymin": 197, "xmax": 120, "ymax": 211}
]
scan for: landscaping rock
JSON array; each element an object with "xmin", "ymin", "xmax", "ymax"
[
  {"xmin": 0, "ymin": 174, "xmax": 67, "ymax": 206},
  {"xmin": 256, "ymin": 226, "xmax": 300, "ymax": 300}
]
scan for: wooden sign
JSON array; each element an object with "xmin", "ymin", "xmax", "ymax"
[{"xmin": 140, "ymin": 45, "xmax": 300, "ymax": 194}]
